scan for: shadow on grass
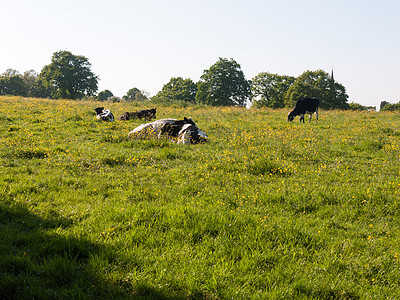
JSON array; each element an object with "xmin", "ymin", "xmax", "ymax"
[{"xmin": 0, "ymin": 201, "xmax": 185, "ymax": 300}]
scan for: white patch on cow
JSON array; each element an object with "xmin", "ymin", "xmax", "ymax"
[
  {"xmin": 176, "ymin": 124, "xmax": 193, "ymax": 144},
  {"xmin": 177, "ymin": 131, "xmax": 191, "ymax": 144},
  {"xmin": 128, "ymin": 123, "xmax": 154, "ymax": 138},
  {"xmin": 305, "ymin": 108, "xmax": 319, "ymax": 121},
  {"xmin": 178, "ymin": 124, "xmax": 192, "ymax": 135},
  {"xmin": 153, "ymin": 119, "xmax": 177, "ymax": 128},
  {"xmin": 128, "ymin": 119, "xmax": 178, "ymax": 139}
]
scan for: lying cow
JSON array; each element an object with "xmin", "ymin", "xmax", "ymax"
[
  {"xmin": 94, "ymin": 107, "xmax": 114, "ymax": 121},
  {"xmin": 128, "ymin": 117, "xmax": 208, "ymax": 144},
  {"xmin": 119, "ymin": 108, "xmax": 157, "ymax": 121},
  {"xmin": 287, "ymin": 98, "xmax": 319, "ymax": 123}
]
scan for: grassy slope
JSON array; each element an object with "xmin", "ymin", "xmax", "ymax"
[{"xmin": 1, "ymin": 96, "xmax": 400, "ymax": 299}]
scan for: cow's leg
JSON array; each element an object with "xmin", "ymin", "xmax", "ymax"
[
  {"xmin": 309, "ymin": 113, "xmax": 312, "ymax": 122},
  {"xmin": 299, "ymin": 114, "xmax": 304, "ymax": 123}
]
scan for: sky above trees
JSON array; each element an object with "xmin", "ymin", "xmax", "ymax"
[{"xmin": 1, "ymin": 0, "xmax": 399, "ymax": 107}]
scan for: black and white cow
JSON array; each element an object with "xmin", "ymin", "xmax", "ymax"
[
  {"xmin": 119, "ymin": 108, "xmax": 157, "ymax": 121},
  {"xmin": 128, "ymin": 117, "xmax": 208, "ymax": 144},
  {"xmin": 94, "ymin": 107, "xmax": 115, "ymax": 122},
  {"xmin": 287, "ymin": 98, "xmax": 319, "ymax": 123}
]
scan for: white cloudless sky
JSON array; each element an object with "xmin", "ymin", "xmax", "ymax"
[{"xmin": 1, "ymin": 0, "xmax": 399, "ymax": 107}]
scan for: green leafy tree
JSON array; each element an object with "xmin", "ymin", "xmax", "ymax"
[
  {"xmin": 284, "ymin": 70, "xmax": 348, "ymax": 109},
  {"xmin": 380, "ymin": 101, "xmax": 390, "ymax": 111},
  {"xmin": 251, "ymin": 72, "xmax": 295, "ymax": 108},
  {"xmin": 156, "ymin": 77, "xmax": 197, "ymax": 102},
  {"xmin": 39, "ymin": 51, "xmax": 98, "ymax": 99},
  {"xmin": 0, "ymin": 75, "xmax": 27, "ymax": 96},
  {"xmin": 123, "ymin": 88, "xmax": 140, "ymax": 101},
  {"xmin": 123, "ymin": 88, "xmax": 148, "ymax": 101},
  {"xmin": 98, "ymin": 90, "xmax": 113, "ymax": 101},
  {"xmin": 22, "ymin": 70, "xmax": 38, "ymax": 96},
  {"xmin": 196, "ymin": 58, "xmax": 251, "ymax": 106}
]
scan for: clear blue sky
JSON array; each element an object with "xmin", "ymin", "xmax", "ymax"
[{"xmin": 2, "ymin": 0, "xmax": 399, "ymax": 107}]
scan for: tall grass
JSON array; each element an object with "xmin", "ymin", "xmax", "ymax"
[{"xmin": 1, "ymin": 96, "xmax": 400, "ymax": 299}]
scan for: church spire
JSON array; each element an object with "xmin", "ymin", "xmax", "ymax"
[{"xmin": 330, "ymin": 68, "xmax": 336, "ymax": 104}]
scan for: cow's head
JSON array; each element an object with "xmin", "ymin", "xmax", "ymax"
[
  {"xmin": 287, "ymin": 112, "xmax": 295, "ymax": 122},
  {"xmin": 94, "ymin": 107, "xmax": 104, "ymax": 115},
  {"xmin": 185, "ymin": 117, "xmax": 196, "ymax": 126}
]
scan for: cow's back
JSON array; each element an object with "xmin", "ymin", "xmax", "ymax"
[{"xmin": 303, "ymin": 98, "xmax": 319, "ymax": 111}]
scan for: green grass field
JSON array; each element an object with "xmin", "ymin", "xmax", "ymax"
[{"xmin": 1, "ymin": 96, "xmax": 400, "ymax": 299}]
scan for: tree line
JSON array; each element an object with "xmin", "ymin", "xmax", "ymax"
[
  {"xmin": 155, "ymin": 59, "xmax": 351, "ymax": 109},
  {"xmin": 0, "ymin": 50, "xmax": 381, "ymax": 110},
  {"xmin": 0, "ymin": 51, "xmax": 97, "ymax": 100},
  {"xmin": 380, "ymin": 101, "xmax": 400, "ymax": 111}
]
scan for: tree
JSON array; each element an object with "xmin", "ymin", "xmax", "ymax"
[
  {"xmin": 39, "ymin": 51, "xmax": 98, "ymax": 99},
  {"xmin": 0, "ymin": 69, "xmax": 27, "ymax": 96},
  {"xmin": 22, "ymin": 70, "xmax": 38, "ymax": 96},
  {"xmin": 284, "ymin": 70, "xmax": 349, "ymax": 109},
  {"xmin": 0, "ymin": 75, "xmax": 27, "ymax": 96},
  {"xmin": 156, "ymin": 77, "xmax": 197, "ymax": 102},
  {"xmin": 251, "ymin": 72, "xmax": 295, "ymax": 108},
  {"xmin": 196, "ymin": 58, "xmax": 251, "ymax": 106},
  {"xmin": 123, "ymin": 88, "xmax": 148, "ymax": 101},
  {"xmin": 380, "ymin": 101, "xmax": 390, "ymax": 111},
  {"xmin": 98, "ymin": 90, "xmax": 113, "ymax": 101},
  {"xmin": 123, "ymin": 88, "xmax": 140, "ymax": 101},
  {"xmin": 0, "ymin": 68, "xmax": 51, "ymax": 98}
]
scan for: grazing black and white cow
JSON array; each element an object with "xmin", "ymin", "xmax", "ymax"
[
  {"xmin": 287, "ymin": 98, "xmax": 319, "ymax": 123},
  {"xmin": 94, "ymin": 107, "xmax": 114, "ymax": 122},
  {"xmin": 119, "ymin": 108, "xmax": 157, "ymax": 121},
  {"xmin": 128, "ymin": 117, "xmax": 208, "ymax": 144}
]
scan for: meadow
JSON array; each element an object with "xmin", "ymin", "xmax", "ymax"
[{"xmin": 1, "ymin": 96, "xmax": 400, "ymax": 299}]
